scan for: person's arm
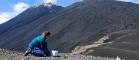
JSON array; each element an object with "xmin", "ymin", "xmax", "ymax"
[{"xmin": 41, "ymin": 40, "xmax": 51, "ymax": 57}]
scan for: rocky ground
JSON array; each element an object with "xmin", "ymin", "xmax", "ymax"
[{"xmin": 0, "ymin": 49, "xmax": 124, "ymax": 60}]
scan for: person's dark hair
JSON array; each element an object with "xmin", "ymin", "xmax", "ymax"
[{"xmin": 43, "ymin": 31, "xmax": 51, "ymax": 36}]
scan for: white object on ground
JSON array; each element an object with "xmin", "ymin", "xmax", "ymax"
[
  {"xmin": 51, "ymin": 50, "xmax": 59, "ymax": 56},
  {"xmin": 116, "ymin": 56, "xmax": 121, "ymax": 60}
]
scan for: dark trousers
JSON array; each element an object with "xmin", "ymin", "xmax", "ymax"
[{"xmin": 32, "ymin": 47, "xmax": 51, "ymax": 57}]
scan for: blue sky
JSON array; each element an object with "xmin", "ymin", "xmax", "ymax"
[
  {"xmin": 0, "ymin": 0, "xmax": 82, "ymax": 24},
  {"xmin": 0, "ymin": 0, "xmax": 81, "ymax": 12},
  {"xmin": 0, "ymin": 0, "xmax": 139, "ymax": 24}
]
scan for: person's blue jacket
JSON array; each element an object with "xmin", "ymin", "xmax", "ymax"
[{"xmin": 28, "ymin": 35, "xmax": 50, "ymax": 56}]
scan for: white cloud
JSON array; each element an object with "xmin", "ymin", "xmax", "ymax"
[
  {"xmin": 0, "ymin": 12, "xmax": 18, "ymax": 24},
  {"xmin": 13, "ymin": 2, "xmax": 29, "ymax": 13},
  {"xmin": 43, "ymin": 0, "xmax": 57, "ymax": 4},
  {"xmin": 0, "ymin": 2, "xmax": 29, "ymax": 24},
  {"xmin": 0, "ymin": 13, "xmax": 11, "ymax": 24}
]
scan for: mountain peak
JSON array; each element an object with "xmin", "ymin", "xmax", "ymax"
[
  {"xmin": 32, "ymin": 3, "xmax": 56, "ymax": 8},
  {"xmin": 83, "ymin": 0, "xmax": 115, "ymax": 2},
  {"xmin": 42, "ymin": 3, "xmax": 54, "ymax": 7}
]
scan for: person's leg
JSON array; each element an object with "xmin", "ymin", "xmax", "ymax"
[
  {"xmin": 32, "ymin": 47, "xmax": 45, "ymax": 57},
  {"xmin": 24, "ymin": 48, "xmax": 32, "ymax": 56}
]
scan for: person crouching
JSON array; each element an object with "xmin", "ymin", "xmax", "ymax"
[{"xmin": 24, "ymin": 31, "xmax": 51, "ymax": 57}]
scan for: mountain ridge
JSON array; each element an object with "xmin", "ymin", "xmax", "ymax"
[{"xmin": 0, "ymin": 3, "xmax": 64, "ymax": 34}]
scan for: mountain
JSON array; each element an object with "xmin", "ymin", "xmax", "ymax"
[
  {"xmin": 0, "ymin": 3, "xmax": 64, "ymax": 34},
  {"xmin": 0, "ymin": 0, "xmax": 139, "ymax": 60}
]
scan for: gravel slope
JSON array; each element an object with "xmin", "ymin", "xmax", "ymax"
[{"xmin": 0, "ymin": 49, "xmax": 123, "ymax": 60}]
